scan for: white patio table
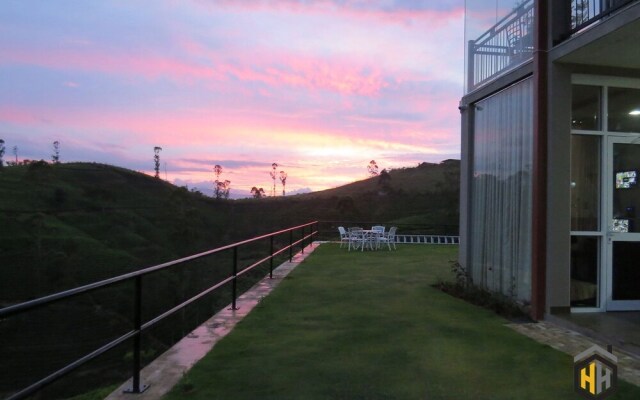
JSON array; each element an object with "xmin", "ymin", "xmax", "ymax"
[{"xmin": 352, "ymin": 229, "xmax": 382, "ymax": 252}]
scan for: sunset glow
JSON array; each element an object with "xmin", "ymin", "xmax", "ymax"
[{"xmin": 0, "ymin": 0, "xmax": 464, "ymax": 197}]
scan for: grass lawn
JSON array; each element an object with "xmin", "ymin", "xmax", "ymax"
[{"xmin": 165, "ymin": 244, "xmax": 640, "ymax": 400}]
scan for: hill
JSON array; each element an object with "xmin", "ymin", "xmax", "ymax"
[
  {"xmin": 0, "ymin": 160, "xmax": 459, "ymax": 299},
  {"xmin": 0, "ymin": 159, "xmax": 458, "ymax": 398},
  {"xmin": 273, "ymin": 159, "xmax": 460, "ymax": 227}
]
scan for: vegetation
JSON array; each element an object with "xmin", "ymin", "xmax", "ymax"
[
  {"xmin": 153, "ymin": 146, "xmax": 162, "ymax": 179},
  {"xmin": 0, "ymin": 138, "xmax": 6, "ymax": 168},
  {"xmin": 237, "ymin": 159, "xmax": 460, "ymax": 234},
  {"xmin": 436, "ymin": 261, "xmax": 532, "ymax": 321},
  {"xmin": 166, "ymin": 244, "xmax": 640, "ymax": 399},
  {"xmin": 213, "ymin": 164, "xmax": 231, "ymax": 200}
]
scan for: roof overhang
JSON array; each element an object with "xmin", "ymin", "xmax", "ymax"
[{"xmin": 552, "ymin": 2, "xmax": 640, "ymax": 71}]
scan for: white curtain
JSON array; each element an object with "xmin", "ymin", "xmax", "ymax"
[{"xmin": 470, "ymin": 77, "xmax": 533, "ymax": 302}]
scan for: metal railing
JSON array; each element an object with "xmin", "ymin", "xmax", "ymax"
[
  {"xmin": 0, "ymin": 221, "xmax": 318, "ymax": 400},
  {"xmin": 467, "ymin": 0, "xmax": 638, "ymax": 91},
  {"xmin": 569, "ymin": 0, "xmax": 636, "ymax": 34},
  {"xmin": 467, "ymin": 0, "xmax": 534, "ymax": 91}
]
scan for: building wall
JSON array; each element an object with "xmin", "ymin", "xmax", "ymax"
[
  {"xmin": 545, "ymin": 64, "xmax": 640, "ymax": 312},
  {"xmin": 546, "ymin": 63, "xmax": 572, "ymax": 312}
]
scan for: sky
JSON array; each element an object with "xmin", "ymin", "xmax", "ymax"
[{"xmin": 0, "ymin": 0, "xmax": 465, "ymax": 198}]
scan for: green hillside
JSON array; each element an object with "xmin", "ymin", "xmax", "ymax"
[
  {"xmin": 0, "ymin": 159, "xmax": 459, "ymax": 399},
  {"xmin": 0, "ymin": 160, "xmax": 459, "ymax": 300},
  {"xmin": 235, "ymin": 159, "xmax": 460, "ymax": 231}
]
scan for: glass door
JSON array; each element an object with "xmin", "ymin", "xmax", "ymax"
[{"xmin": 606, "ymin": 136, "xmax": 640, "ymax": 310}]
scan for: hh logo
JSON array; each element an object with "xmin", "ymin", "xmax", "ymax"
[{"xmin": 574, "ymin": 345, "xmax": 618, "ymax": 399}]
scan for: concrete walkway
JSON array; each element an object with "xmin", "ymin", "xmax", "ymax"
[
  {"xmin": 106, "ymin": 242, "xmax": 321, "ymax": 400},
  {"xmin": 506, "ymin": 320, "xmax": 640, "ymax": 386}
]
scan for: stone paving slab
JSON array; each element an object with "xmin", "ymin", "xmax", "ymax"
[
  {"xmin": 506, "ymin": 321, "xmax": 640, "ymax": 386},
  {"xmin": 105, "ymin": 242, "xmax": 321, "ymax": 400}
]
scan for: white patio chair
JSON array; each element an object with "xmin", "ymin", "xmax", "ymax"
[
  {"xmin": 371, "ymin": 226, "xmax": 385, "ymax": 249},
  {"xmin": 338, "ymin": 226, "xmax": 349, "ymax": 248},
  {"xmin": 348, "ymin": 227, "xmax": 363, "ymax": 251},
  {"xmin": 378, "ymin": 226, "xmax": 397, "ymax": 250}
]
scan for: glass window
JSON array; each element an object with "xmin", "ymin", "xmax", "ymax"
[
  {"xmin": 571, "ymin": 135, "xmax": 600, "ymax": 231},
  {"xmin": 572, "ymin": 85, "xmax": 601, "ymax": 131},
  {"xmin": 611, "ymin": 143, "xmax": 640, "ymax": 233},
  {"xmin": 608, "ymin": 87, "xmax": 640, "ymax": 133},
  {"xmin": 612, "ymin": 242, "xmax": 640, "ymax": 301},
  {"xmin": 571, "ymin": 236, "xmax": 599, "ymax": 307},
  {"xmin": 471, "ymin": 78, "xmax": 533, "ymax": 301}
]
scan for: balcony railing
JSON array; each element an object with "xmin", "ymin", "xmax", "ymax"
[
  {"xmin": 0, "ymin": 221, "xmax": 318, "ymax": 400},
  {"xmin": 570, "ymin": 0, "xmax": 636, "ymax": 34},
  {"xmin": 467, "ymin": 0, "xmax": 534, "ymax": 91},
  {"xmin": 466, "ymin": 0, "xmax": 638, "ymax": 92}
]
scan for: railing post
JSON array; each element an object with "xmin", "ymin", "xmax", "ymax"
[
  {"xmin": 312, "ymin": 222, "xmax": 317, "ymax": 245},
  {"xmin": 289, "ymin": 229, "xmax": 293, "ymax": 262},
  {"xmin": 269, "ymin": 235, "xmax": 274, "ymax": 279},
  {"xmin": 466, "ymin": 39, "xmax": 475, "ymax": 92},
  {"xmin": 230, "ymin": 247, "xmax": 239, "ymax": 310},
  {"xmin": 124, "ymin": 276, "xmax": 147, "ymax": 393},
  {"xmin": 301, "ymin": 226, "xmax": 305, "ymax": 254}
]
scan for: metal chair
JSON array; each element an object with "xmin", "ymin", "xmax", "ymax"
[
  {"xmin": 347, "ymin": 227, "xmax": 363, "ymax": 251},
  {"xmin": 378, "ymin": 226, "xmax": 397, "ymax": 250},
  {"xmin": 337, "ymin": 226, "xmax": 349, "ymax": 248}
]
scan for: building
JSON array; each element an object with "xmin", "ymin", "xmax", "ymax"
[{"xmin": 459, "ymin": 0, "xmax": 640, "ymax": 320}]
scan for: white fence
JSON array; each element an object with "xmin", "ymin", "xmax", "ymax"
[{"xmin": 394, "ymin": 235, "xmax": 459, "ymax": 244}]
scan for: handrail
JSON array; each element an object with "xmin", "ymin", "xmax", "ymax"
[
  {"xmin": 0, "ymin": 221, "xmax": 316, "ymax": 318},
  {"xmin": 0, "ymin": 221, "xmax": 318, "ymax": 400},
  {"xmin": 473, "ymin": 0, "xmax": 534, "ymax": 47},
  {"xmin": 569, "ymin": 0, "xmax": 636, "ymax": 35},
  {"xmin": 467, "ymin": 0, "xmax": 638, "ymax": 91},
  {"xmin": 467, "ymin": 0, "xmax": 534, "ymax": 91}
]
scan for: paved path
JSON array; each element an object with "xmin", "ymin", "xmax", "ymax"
[
  {"xmin": 106, "ymin": 242, "xmax": 321, "ymax": 400},
  {"xmin": 506, "ymin": 321, "xmax": 640, "ymax": 386}
]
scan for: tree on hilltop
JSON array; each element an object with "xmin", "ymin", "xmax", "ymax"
[
  {"xmin": 378, "ymin": 168, "xmax": 391, "ymax": 185},
  {"xmin": 251, "ymin": 186, "xmax": 265, "ymax": 198},
  {"xmin": 213, "ymin": 164, "xmax": 231, "ymax": 200},
  {"xmin": 219, "ymin": 180, "xmax": 231, "ymax": 199},
  {"xmin": 269, "ymin": 163, "xmax": 278, "ymax": 196},
  {"xmin": 213, "ymin": 164, "xmax": 223, "ymax": 199},
  {"xmin": 153, "ymin": 146, "xmax": 162, "ymax": 179},
  {"xmin": 367, "ymin": 160, "xmax": 379, "ymax": 177},
  {"xmin": 0, "ymin": 139, "xmax": 5, "ymax": 168},
  {"xmin": 279, "ymin": 170, "xmax": 287, "ymax": 196},
  {"xmin": 52, "ymin": 141, "xmax": 60, "ymax": 164}
]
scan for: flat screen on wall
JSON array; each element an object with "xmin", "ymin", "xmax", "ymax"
[
  {"xmin": 612, "ymin": 219, "xmax": 629, "ymax": 232},
  {"xmin": 615, "ymin": 170, "xmax": 637, "ymax": 189}
]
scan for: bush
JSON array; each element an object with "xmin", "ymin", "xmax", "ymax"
[{"xmin": 435, "ymin": 261, "xmax": 532, "ymax": 321}]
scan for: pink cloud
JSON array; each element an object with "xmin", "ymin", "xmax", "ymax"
[
  {"xmin": 0, "ymin": 106, "xmax": 43, "ymax": 124},
  {"xmin": 3, "ymin": 46, "xmax": 388, "ymax": 96},
  {"xmin": 202, "ymin": 0, "xmax": 464, "ymax": 28},
  {"xmin": 220, "ymin": 55, "xmax": 387, "ymax": 96}
]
